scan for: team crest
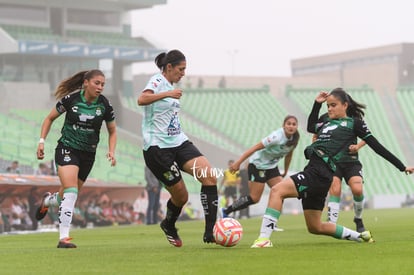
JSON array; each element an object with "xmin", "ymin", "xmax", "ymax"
[
  {"xmin": 63, "ymin": 155, "xmax": 71, "ymax": 162},
  {"xmin": 96, "ymin": 108, "xmax": 102, "ymax": 116},
  {"xmin": 163, "ymin": 171, "xmax": 175, "ymax": 181}
]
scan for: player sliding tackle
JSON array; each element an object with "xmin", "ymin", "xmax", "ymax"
[{"xmin": 252, "ymin": 88, "xmax": 414, "ymax": 248}]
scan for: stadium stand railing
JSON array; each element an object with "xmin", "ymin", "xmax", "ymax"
[{"xmin": 1, "ymin": 24, "xmax": 61, "ymax": 42}]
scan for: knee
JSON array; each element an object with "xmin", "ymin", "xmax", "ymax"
[
  {"xmin": 307, "ymin": 225, "xmax": 322, "ymax": 235},
  {"xmin": 199, "ymin": 174, "xmax": 217, "ymax": 186},
  {"xmin": 269, "ymin": 185, "xmax": 283, "ymax": 199},
  {"xmin": 351, "ymin": 186, "xmax": 363, "ymax": 197},
  {"xmin": 175, "ymin": 193, "xmax": 188, "ymax": 206},
  {"xmin": 250, "ymin": 194, "xmax": 261, "ymax": 203}
]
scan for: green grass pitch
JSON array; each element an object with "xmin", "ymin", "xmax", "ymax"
[{"xmin": 1, "ymin": 208, "xmax": 413, "ymax": 274}]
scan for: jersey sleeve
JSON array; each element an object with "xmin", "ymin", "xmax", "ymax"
[
  {"xmin": 142, "ymin": 74, "xmax": 162, "ymax": 94},
  {"xmin": 353, "ymin": 118, "xmax": 372, "ymax": 140},
  {"xmin": 55, "ymin": 94, "xmax": 72, "ymax": 114},
  {"xmin": 261, "ymin": 129, "xmax": 283, "ymax": 147},
  {"xmin": 307, "ymin": 101, "xmax": 323, "ymax": 133},
  {"xmin": 103, "ymin": 98, "xmax": 115, "ymax": 122},
  {"xmin": 354, "ymin": 119, "xmax": 405, "ymax": 171}
]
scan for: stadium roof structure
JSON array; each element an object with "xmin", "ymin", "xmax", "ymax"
[
  {"xmin": 0, "ymin": 0, "xmax": 167, "ymax": 11},
  {"xmin": 0, "ymin": 0, "xmax": 167, "ymax": 62}
]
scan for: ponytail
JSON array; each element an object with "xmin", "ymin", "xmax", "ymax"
[
  {"xmin": 54, "ymin": 69, "xmax": 104, "ymax": 99},
  {"xmin": 154, "ymin": 49, "xmax": 186, "ymax": 72}
]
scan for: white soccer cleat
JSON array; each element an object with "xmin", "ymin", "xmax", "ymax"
[
  {"xmin": 359, "ymin": 230, "xmax": 375, "ymax": 243},
  {"xmin": 251, "ymin": 237, "xmax": 273, "ymax": 248}
]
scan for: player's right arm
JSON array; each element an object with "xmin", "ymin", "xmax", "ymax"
[
  {"xmin": 37, "ymin": 108, "xmax": 61, "ymax": 160},
  {"xmin": 230, "ymin": 142, "xmax": 264, "ymax": 173},
  {"xmin": 137, "ymin": 89, "xmax": 182, "ymax": 106}
]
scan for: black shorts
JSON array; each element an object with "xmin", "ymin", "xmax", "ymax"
[
  {"xmin": 55, "ymin": 143, "xmax": 96, "ymax": 182},
  {"xmin": 290, "ymin": 156, "xmax": 334, "ymax": 211},
  {"xmin": 248, "ymin": 163, "xmax": 281, "ymax": 183},
  {"xmin": 334, "ymin": 161, "xmax": 363, "ymax": 184},
  {"xmin": 143, "ymin": 140, "xmax": 202, "ymax": 186}
]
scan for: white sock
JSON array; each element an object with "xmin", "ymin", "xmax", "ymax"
[
  {"xmin": 259, "ymin": 214, "xmax": 278, "ymax": 239},
  {"xmin": 327, "ymin": 201, "xmax": 340, "ymax": 223},
  {"xmin": 58, "ymin": 190, "xmax": 78, "ymax": 240},
  {"xmin": 334, "ymin": 225, "xmax": 361, "ymax": 242},
  {"xmin": 353, "ymin": 196, "xmax": 364, "ymax": 219}
]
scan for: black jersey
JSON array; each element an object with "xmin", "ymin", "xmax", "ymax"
[
  {"xmin": 306, "ymin": 101, "xmax": 405, "ymax": 172},
  {"xmin": 56, "ymin": 90, "xmax": 115, "ymax": 152},
  {"xmin": 316, "ymin": 113, "xmax": 361, "ymax": 163}
]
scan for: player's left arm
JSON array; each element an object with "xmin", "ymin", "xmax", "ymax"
[
  {"xmin": 106, "ymin": 120, "xmax": 117, "ymax": 166},
  {"xmin": 355, "ymin": 119, "xmax": 412, "ymax": 174},
  {"xmin": 281, "ymin": 150, "xmax": 294, "ymax": 177}
]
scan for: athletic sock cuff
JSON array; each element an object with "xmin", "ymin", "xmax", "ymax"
[
  {"xmin": 353, "ymin": 195, "xmax": 364, "ymax": 202},
  {"xmin": 201, "ymin": 185, "xmax": 218, "ymax": 194},
  {"xmin": 334, "ymin": 225, "xmax": 344, "ymax": 239},
  {"xmin": 63, "ymin": 187, "xmax": 78, "ymax": 194},
  {"xmin": 329, "ymin": 196, "xmax": 341, "ymax": 203},
  {"xmin": 264, "ymin": 208, "xmax": 281, "ymax": 219}
]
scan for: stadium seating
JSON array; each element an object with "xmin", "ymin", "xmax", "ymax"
[
  {"xmin": 180, "ymin": 87, "xmax": 289, "ymax": 148},
  {"xmin": 122, "ymin": 94, "xmax": 243, "ymax": 154},
  {"xmin": 1, "ymin": 24, "xmax": 61, "ymax": 42},
  {"xmin": 397, "ymin": 87, "xmax": 414, "ymax": 135},
  {"xmin": 66, "ymin": 30, "xmax": 153, "ymax": 48},
  {"xmin": 1, "ymin": 109, "xmax": 146, "ymax": 185}
]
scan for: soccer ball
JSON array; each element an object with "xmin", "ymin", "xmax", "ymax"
[{"xmin": 213, "ymin": 218, "xmax": 243, "ymax": 247}]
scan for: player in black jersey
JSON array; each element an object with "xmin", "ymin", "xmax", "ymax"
[
  {"xmin": 251, "ymin": 88, "xmax": 414, "ymax": 248},
  {"xmin": 316, "ymin": 106, "xmax": 369, "ymax": 232},
  {"xmin": 35, "ymin": 69, "xmax": 117, "ymax": 248}
]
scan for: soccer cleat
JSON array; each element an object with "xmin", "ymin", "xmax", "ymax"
[
  {"xmin": 251, "ymin": 237, "xmax": 273, "ymax": 248},
  {"xmin": 221, "ymin": 208, "xmax": 229, "ymax": 219},
  {"xmin": 160, "ymin": 219, "xmax": 182, "ymax": 247},
  {"xmin": 35, "ymin": 192, "xmax": 51, "ymax": 221},
  {"xmin": 354, "ymin": 217, "xmax": 366, "ymax": 233},
  {"xmin": 274, "ymin": 226, "xmax": 284, "ymax": 232},
  {"xmin": 359, "ymin": 231, "xmax": 375, "ymax": 243},
  {"xmin": 57, "ymin": 237, "xmax": 77, "ymax": 248},
  {"xmin": 203, "ymin": 231, "xmax": 215, "ymax": 244}
]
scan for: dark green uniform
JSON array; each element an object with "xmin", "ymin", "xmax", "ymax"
[
  {"xmin": 291, "ymin": 101, "xmax": 406, "ymax": 210},
  {"xmin": 56, "ymin": 90, "xmax": 115, "ymax": 152}
]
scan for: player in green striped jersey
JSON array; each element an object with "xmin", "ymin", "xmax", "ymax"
[
  {"xmin": 35, "ymin": 69, "xmax": 117, "ymax": 248},
  {"xmin": 252, "ymin": 88, "xmax": 414, "ymax": 248}
]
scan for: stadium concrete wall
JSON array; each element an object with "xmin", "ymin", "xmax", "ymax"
[{"xmin": 0, "ymin": 82, "xmax": 52, "ymax": 111}]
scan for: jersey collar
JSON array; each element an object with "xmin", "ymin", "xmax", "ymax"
[{"xmin": 80, "ymin": 89, "xmax": 98, "ymax": 104}]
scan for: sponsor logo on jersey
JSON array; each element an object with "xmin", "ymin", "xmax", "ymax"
[
  {"xmin": 79, "ymin": 113, "xmax": 95, "ymax": 122},
  {"xmin": 322, "ymin": 124, "xmax": 338, "ymax": 133}
]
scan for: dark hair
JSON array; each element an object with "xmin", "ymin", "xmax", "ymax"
[
  {"xmin": 283, "ymin": 115, "xmax": 300, "ymax": 147},
  {"xmin": 54, "ymin": 69, "xmax": 105, "ymax": 99},
  {"xmin": 329, "ymin": 87, "xmax": 366, "ymax": 119},
  {"xmin": 155, "ymin": 50, "xmax": 186, "ymax": 72}
]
